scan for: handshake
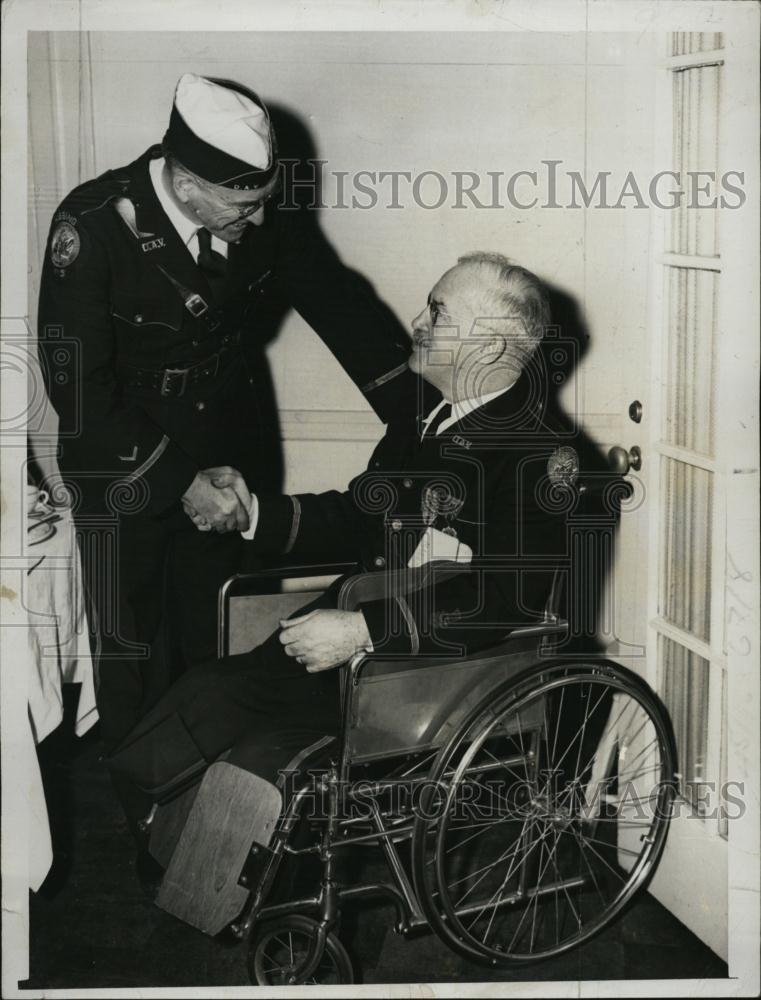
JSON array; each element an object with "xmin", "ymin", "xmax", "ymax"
[{"xmin": 182, "ymin": 466, "xmax": 253, "ymax": 533}]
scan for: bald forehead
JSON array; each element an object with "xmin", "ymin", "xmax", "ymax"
[{"xmin": 432, "ymin": 263, "xmax": 492, "ymax": 309}]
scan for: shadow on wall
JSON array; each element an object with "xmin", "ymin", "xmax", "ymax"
[
  {"xmin": 230, "ymin": 103, "xmax": 325, "ymax": 496},
  {"xmin": 539, "ymin": 283, "xmax": 622, "ymax": 655},
  {"xmin": 238, "ymin": 100, "xmax": 402, "ymax": 495}
]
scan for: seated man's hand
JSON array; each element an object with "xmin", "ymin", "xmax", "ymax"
[
  {"xmin": 182, "ymin": 467, "xmax": 251, "ymax": 533},
  {"xmin": 278, "ymin": 609, "xmax": 371, "ymax": 673}
]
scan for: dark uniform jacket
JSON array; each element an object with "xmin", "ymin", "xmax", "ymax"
[
  {"xmin": 246, "ymin": 368, "xmax": 617, "ymax": 657},
  {"xmin": 38, "ymin": 145, "xmax": 413, "ymax": 516}
]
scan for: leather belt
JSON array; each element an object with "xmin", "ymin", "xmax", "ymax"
[{"xmin": 118, "ymin": 335, "xmax": 241, "ymax": 398}]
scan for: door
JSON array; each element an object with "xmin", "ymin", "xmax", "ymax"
[{"xmin": 607, "ymin": 28, "xmax": 759, "ymax": 964}]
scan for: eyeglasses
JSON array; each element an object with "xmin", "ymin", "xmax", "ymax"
[
  {"xmin": 207, "ymin": 179, "xmax": 282, "ymax": 219},
  {"xmin": 231, "ymin": 196, "xmax": 269, "ymax": 220}
]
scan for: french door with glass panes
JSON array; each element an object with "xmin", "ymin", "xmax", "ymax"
[{"xmin": 635, "ymin": 31, "xmax": 757, "ymax": 963}]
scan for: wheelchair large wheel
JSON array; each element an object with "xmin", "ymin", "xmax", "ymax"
[
  {"xmin": 248, "ymin": 915, "xmax": 354, "ymax": 985},
  {"xmin": 411, "ymin": 659, "xmax": 677, "ymax": 965}
]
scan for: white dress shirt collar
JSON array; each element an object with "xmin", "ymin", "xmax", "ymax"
[
  {"xmin": 422, "ymin": 381, "xmax": 517, "ymax": 437},
  {"xmin": 148, "ymin": 156, "xmax": 228, "ymax": 261}
]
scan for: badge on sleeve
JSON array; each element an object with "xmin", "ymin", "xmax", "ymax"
[
  {"xmin": 548, "ymin": 445, "xmax": 580, "ymax": 487},
  {"xmin": 50, "ymin": 220, "xmax": 81, "ymax": 268}
]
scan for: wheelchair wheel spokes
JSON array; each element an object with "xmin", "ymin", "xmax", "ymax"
[
  {"xmin": 249, "ymin": 915, "xmax": 353, "ymax": 985},
  {"xmin": 414, "ymin": 662, "xmax": 676, "ymax": 964}
]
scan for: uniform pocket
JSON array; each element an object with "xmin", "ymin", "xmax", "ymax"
[{"xmin": 110, "ymin": 290, "xmax": 184, "ymax": 332}]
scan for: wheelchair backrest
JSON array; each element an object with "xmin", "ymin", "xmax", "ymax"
[{"xmin": 219, "ymin": 563, "xmax": 357, "ymax": 657}]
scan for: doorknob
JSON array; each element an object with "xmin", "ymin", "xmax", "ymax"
[{"xmin": 608, "ymin": 444, "xmax": 642, "ymax": 475}]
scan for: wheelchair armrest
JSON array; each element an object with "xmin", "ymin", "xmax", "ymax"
[
  {"xmin": 221, "ymin": 562, "xmax": 359, "ymax": 598},
  {"xmin": 346, "ymin": 620, "xmax": 569, "ymax": 684},
  {"xmin": 336, "ymin": 559, "xmax": 469, "ymax": 611}
]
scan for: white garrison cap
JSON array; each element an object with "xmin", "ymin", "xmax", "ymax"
[{"xmin": 174, "ymin": 73, "xmax": 272, "ymax": 170}]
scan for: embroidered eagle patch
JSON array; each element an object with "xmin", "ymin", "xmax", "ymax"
[
  {"xmin": 50, "ymin": 221, "xmax": 80, "ymax": 268},
  {"xmin": 548, "ymin": 445, "xmax": 580, "ymax": 487}
]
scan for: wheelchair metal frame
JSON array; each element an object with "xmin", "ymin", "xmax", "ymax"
[{"xmin": 214, "ymin": 560, "xmax": 677, "ymax": 984}]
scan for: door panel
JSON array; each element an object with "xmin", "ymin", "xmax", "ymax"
[{"xmin": 631, "ymin": 32, "xmax": 741, "ymax": 963}]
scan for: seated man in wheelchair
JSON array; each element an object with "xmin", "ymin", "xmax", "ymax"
[{"xmin": 110, "ymin": 251, "xmax": 647, "ymax": 961}]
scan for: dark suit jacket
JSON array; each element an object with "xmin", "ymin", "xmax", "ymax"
[{"xmin": 247, "ymin": 368, "xmax": 617, "ymax": 657}]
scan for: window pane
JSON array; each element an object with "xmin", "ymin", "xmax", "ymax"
[
  {"xmin": 659, "ymin": 457, "xmax": 712, "ymax": 643},
  {"xmin": 663, "ymin": 266, "xmax": 717, "ymax": 456},
  {"xmin": 658, "ymin": 635, "xmax": 710, "ymax": 814},
  {"xmin": 670, "ymin": 33, "xmax": 724, "ymax": 56},
  {"xmin": 670, "ymin": 64, "xmax": 721, "ymax": 256}
]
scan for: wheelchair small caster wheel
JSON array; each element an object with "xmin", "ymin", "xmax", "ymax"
[{"xmin": 247, "ymin": 915, "xmax": 354, "ymax": 985}]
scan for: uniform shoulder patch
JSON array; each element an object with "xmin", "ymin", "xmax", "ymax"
[
  {"xmin": 548, "ymin": 445, "xmax": 580, "ymax": 487},
  {"xmin": 50, "ymin": 219, "xmax": 81, "ymax": 268}
]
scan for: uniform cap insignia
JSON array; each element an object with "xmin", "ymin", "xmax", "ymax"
[
  {"xmin": 50, "ymin": 221, "xmax": 80, "ymax": 268},
  {"xmin": 548, "ymin": 445, "xmax": 580, "ymax": 487}
]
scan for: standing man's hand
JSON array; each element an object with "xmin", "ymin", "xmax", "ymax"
[{"xmin": 182, "ymin": 467, "xmax": 251, "ymax": 532}]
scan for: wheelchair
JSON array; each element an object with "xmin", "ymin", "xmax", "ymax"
[{"xmin": 153, "ymin": 556, "xmax": 677, "ymax": 986}]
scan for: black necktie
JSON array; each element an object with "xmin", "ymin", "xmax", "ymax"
[
  {"xmin": 196, "ymin": 227, "xmax": 228, "ymax": 298},
  {"xmin": 422, "ymin": 402, "xmax": 452, "ymax": 439}
]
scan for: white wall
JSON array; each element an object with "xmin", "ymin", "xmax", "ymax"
[{"xmin": 28, "ymin": 29, "xmax": 657, "ymax": 501}]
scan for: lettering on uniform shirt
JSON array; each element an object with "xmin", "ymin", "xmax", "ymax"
[
  {"xmin": 118, "ymin": 445, "xmax": 139, "ymax": 462},
  {"xmin": 141, "ymin": 237, "xmax": 166, "ymax": 253},
  {"xmin": 53, "ymin": 210, "xmax": 78, "ymax": 226},
  {"xmin": 50, "ymin": 218, "xmax": 80, "ymax": 269},
  {"xmin": 452, "ymin": 434, "xmax": 472, "ymax": 450}
]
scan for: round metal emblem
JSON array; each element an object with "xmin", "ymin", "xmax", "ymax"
[
  {"xmin": 50, "ymin": 222, "xmax": 81, "ymax": 268},
  {"xmin": 547, "ymin": 445, "xmax": 580, "ymax": 487}
]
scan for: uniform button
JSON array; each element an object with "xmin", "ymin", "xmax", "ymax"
[
  {"xmin": 403, "ymin": 477, "xmax": 413, "ymax": 488},
  {"xmin": 374, "ymin": 556, "xmax": 386, "ymax": 568},
  {"xmin": 192, "ymin": 339, "xmax": 199, "ymax": 347},
  {"xmin": 391, "ymin": 519, "xmax": 402, "ymax": 531},
  {"xmin": 195, "ymin": 400, "xmax": 206, "ymax": 411},
  {"xmin": 134, "ymin": 314, "xmax": 143, "ymax": 323}
]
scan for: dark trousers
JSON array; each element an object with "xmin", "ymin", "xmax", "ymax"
[
  {"xmin": 111, "ymin": 592, "xmax": 342, "ymax": 825},
  {"xmin": 77, "ymin": 508, "xmax": 244, "ymax": 753}
]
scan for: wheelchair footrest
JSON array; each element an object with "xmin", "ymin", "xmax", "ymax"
[
  {"xmin": 148, "ymin": 783, "xmax": 200, "ymax": 870},
  {"xmin": 156, "ymin": 761, "xmax": 282, "ymax": 936}
]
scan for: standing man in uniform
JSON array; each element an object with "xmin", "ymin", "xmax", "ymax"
[{"xmin": 37, "ymin": 74, "xmax": 413, "ymax": 815}]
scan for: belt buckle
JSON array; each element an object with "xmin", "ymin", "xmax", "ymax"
[{"xmin": 161, "ymin": 367, "xmax": 189, "ymax": 397}]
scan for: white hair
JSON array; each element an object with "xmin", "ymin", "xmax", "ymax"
[{"xmin": 456, "ymin": 251, "xmax": 550, "ymax": 368}]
